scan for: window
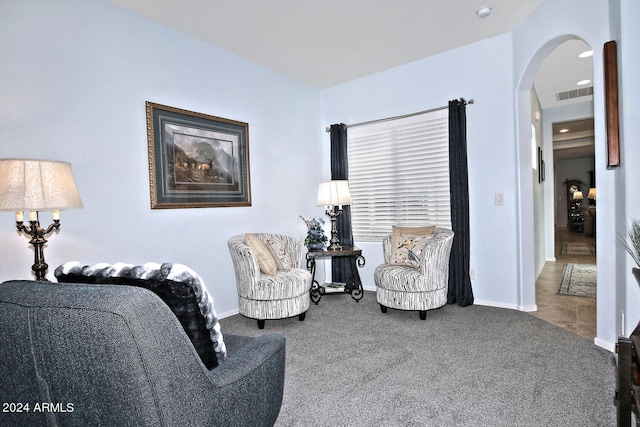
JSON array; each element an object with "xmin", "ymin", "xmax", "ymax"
[{"xmin": 347, "ymin": 109, "xmax": 450, "ymax": 241}]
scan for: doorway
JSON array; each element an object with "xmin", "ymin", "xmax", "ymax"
[{"xmin": 529, "ymin": 38, "xmax": 597, "ymax": 339}]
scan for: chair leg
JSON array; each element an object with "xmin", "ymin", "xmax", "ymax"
[
  {"xmin": 257, "ymin": 319, "xmax": 265, "ymax": 329},
  {"xmin": 380, "ymin": 304, "xmax": 387, "ymax": 313},
  {"xmin": 419, "ymin": 310, "xmax": 426, "ymax": 320},
  {"xmin": 298, "ymin": 312, "xmax": 306, "ymax": 321}
]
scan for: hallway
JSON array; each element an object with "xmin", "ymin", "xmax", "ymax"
[{"xmin": 530, "ymin": 226, "xmax": 596, "ymax": 341}]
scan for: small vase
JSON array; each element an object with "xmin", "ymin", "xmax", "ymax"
[{"xmin": 308, "ymin": 242, "xmax": 325, "ymax": 250}]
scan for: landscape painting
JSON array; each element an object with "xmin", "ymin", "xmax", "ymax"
[{"xmin": 146, "ymin": 102, "xmax": 251, "ymax": 209}]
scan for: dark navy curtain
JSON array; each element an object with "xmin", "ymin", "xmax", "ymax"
[
  {"xmin": 329, "ymin": 123, "xmax": 353, "ymax": 282},
  {"xmin": 447, "ymin": 99, "xmax": 474, "ymax": 306}
]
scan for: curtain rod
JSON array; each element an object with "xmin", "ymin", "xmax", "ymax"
[{"xmin": 325, "ymin": 99, "xmax": 473, "ymax": 132}]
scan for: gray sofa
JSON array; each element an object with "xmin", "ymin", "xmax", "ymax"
[
  {"xmin": 0, "ymin": 279, "xmax": 286, "ymax": 426},
  {"xmin": 584, "ymin": 205, "xmax": 596, "ymax": 237}
]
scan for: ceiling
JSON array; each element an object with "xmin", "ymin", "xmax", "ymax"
[
  {"xmin": 109, "ymin": 0, "xmax": 594, "ymax": 160},
  {"xmin": 552, "ymin": 117, "xmax": 595, "ymax": 161},
  {"xmin": 109, "ymin": 0, "xmax": 548, "ymax": 89},
  {"xmin": 534, "ymin": 38, "xmax": 594, "ymax": 110},
  {"xmin": 536, "ymin": 39, "xmax": 594, "ymax": 161}
]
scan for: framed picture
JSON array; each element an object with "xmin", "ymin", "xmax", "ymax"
[
  {"xmin": 146, "ymin": 102, "xmax": 251, "ymax": 209},
  {"xmin": 537, "ymin": 147, "xmax": 545, "ymax": 183}
]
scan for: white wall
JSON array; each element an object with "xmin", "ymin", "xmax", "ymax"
[
  {"xmin": 513, "ymin": 0, "xmax": 632, "ymax": 349},
  {"xmin": 620, "ymin": 0, "xmax": 640, "ymax": 336},
  {"xmin": 322, "ymin": 33, "xmax": 522, "ymax": 309},
  {"xmin": 531, "ymin": 89, "xmax": 546, "ymax": 277},
  {"xmin": 0, "ymin": 0, "xmax": 325, "ymax": 316}
]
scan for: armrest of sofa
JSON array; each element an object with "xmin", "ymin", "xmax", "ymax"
[
  {"xmin": 206, "ymin": 333, "xmax": 286, "ymax": 425},
  {"xmin": 208, "ymin": 333, "xmax": 285, "ymax": 387}
]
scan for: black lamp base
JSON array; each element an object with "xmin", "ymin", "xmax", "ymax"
[{"xmin": 16, "ymin": 218, "xmax": 60, "ymax": 281}]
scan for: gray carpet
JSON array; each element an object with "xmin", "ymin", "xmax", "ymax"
[{"xmin": 219, "ymin": 291, "xmax": 616, "ymax": 426}]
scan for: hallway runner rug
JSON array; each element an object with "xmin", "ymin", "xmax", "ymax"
[
  {"xmin": 558, "ymin": 263, "xmax": 596, "ymax": 298},
  {"xmin": 560, "ymin": 242, "xmax": 596, "ymax": 256}
]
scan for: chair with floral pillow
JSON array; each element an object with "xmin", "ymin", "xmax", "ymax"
[
  {"xmin": 228, "ymin": 233, "xmax": 312, "ymax": 329},
  {"xmin": 374, "ymin": 226, "xmax": 454, "ymax": 319}
]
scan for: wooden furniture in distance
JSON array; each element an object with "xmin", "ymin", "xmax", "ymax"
[{"xmin": 565, "ymin": 179, "xmax": 585, "ymax": 232}]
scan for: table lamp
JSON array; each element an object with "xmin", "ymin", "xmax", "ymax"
[
  {"xmin": 0, "ymin": 159, "xmax": 83, "ymax": 280},
  {"xmin": 317, "ymin": 180, "xmax": 352, "ymax": 250}
]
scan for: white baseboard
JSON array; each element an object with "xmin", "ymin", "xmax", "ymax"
[
  {"xmin": 474, "ymin": 299, "xmax": 537, "ymax": 312},
  {"xmin": 218, "ymin": 308, "xmax": 239, "ymax": 319},
  {"xmin": 593, "ymin": 337, "xmax": 615, "ymax": 353},
  {"xmin": 473, "ymin": 299, "xmax": 517, "ymax": 309},
  {"xmin": 358, "ymin": 293, "xmax": 539, "ymax": 312}
]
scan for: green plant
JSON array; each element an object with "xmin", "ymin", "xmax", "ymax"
[
  {"xmin": 622, "ymin": 218, "xmax": 640, "ymax": 268},
  {"xmin": 300, "ymin": 216, "xmax": 327, "ymax": 246}
]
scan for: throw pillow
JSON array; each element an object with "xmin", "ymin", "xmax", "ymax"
[
  {"xmin": 265, "ymin": 236, "xmax": 293, "ymax": 271},
  {"xmin": 245, "ymin": 233, "xmax": 277, "ymax": 275},
  {"xmin": 389, "ymin": 233, "xmax": 434, "ymax": 268},
  {"xmin": 391, "ymin": 225, "xmax": 435, "ymax": 256},
  {"xmin": 54, "ymin": 261, "xmax": 226, "ymax": 370}
]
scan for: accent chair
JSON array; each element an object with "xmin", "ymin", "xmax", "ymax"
[
  {"xmin": 228, "ymin": 233, "xmax": 312, "ymax": 329},
  {"xmin": 374, "ymin": 227, "xmax": 454, "ymax": 319}
]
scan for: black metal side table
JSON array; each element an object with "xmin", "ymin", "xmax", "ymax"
[{"xmin": 305, "ymin": 246, "xmax": 365, "ymax": 304}]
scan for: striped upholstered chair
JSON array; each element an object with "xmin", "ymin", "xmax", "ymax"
[
  {"xmin": 374, "ymin": 227, "xmax": 454, "ymax": 319},
  {"xmin": 228, "ymin": 233, "xmax": 312, "ymax": 329}
]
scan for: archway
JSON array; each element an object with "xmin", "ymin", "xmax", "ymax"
[
  {"xmin": 514, "ymin": 35, "xmax": 610, "ymax": 348},
  {"xmin": 533, "ymin": 38, "xmax": 596, "ymax": 339}
]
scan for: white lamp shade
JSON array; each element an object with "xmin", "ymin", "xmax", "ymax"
[
  {"xmin": 317, "ymin": 180, "xmax": 352, "ymax": 207},
  {"xmin": 0, "ymin": 159, "xmax": 83, "ymax": 211},
  {"xmin": 587, "ymin": 188, "xmax": 596, "ymax": 199},
  {"xmin": 573, "ymin": 191, "xmax": 583, "ymax": 200}
]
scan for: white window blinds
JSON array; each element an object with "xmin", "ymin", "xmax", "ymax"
[{"xmin": 347, "ymin": 108, "xmax": 451, "ymax": 241}]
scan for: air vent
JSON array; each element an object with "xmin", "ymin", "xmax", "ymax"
[{"xmin": 556, "ymin": 86, "xmax": 593, "ymax": 101}]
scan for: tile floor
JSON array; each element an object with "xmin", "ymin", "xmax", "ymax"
[{"xmin": 529, "ymin": 226, "xmax": 597, "ymax": 341}]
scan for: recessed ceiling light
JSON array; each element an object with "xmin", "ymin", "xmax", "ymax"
[
  {"xmin": 577, "ymin": 79, "xmax": 591, "ymax": 85},
  {"xmin": 559, "ymin": 128, "xmax": 569, "ymax": 133},
  {"xmin": 579, "ymin": 50, "xmax": 593, "ymax": 58},
  {"xmin": 476, "ymin": 7, "xmax": 492, "ymax": 18}
]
